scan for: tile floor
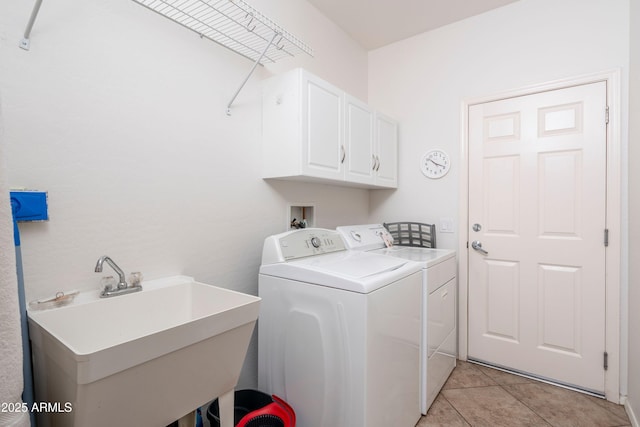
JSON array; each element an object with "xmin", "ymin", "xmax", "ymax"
[{"xmin": 417, "ymin": 361, "xmax": 631, "ymax": 427}]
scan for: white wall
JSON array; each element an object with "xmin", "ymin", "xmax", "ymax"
[
  {"xmin": 0, "ymin": 0, "xmax": 369, "ymax": 389},
  {"xmin": 368, "ymin": 0, "xmax": 629, "ymax": 250},
  {"xmin": 627, "ymin": 0, "xmax": 640, "ymax": 423}
]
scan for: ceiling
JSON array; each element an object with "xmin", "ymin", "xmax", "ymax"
[{"xmin": 306, "ymin": 0, "xmax": 521, "ymax": 50}]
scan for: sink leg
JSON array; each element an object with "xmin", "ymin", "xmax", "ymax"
[
  {"xmin": 218, "ymin": 389, "xmax": 235, "ymax": 427},
  {"xmin": 177, "ymin": 410, "xmax": 196, "ymax": 427}
]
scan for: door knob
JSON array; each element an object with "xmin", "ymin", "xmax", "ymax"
[{"xmin": 471, "ymin": 240, "xmax": 489, "ymax": 255}]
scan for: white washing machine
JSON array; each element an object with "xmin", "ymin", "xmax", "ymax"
[
  {"xmin": 336, "ymin": 224, "xmax": 457, "ymax": 414},
  {"xmin": 258, "ymin": 228, "xmax": 422, "ymax": 427}
]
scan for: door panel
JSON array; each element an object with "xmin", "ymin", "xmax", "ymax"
[
  {"xmin": 538, "ymin": 150, "xmax": 583, "ymax": 237},
  {"xmin": 374, "ymin": 113, "xmax": 399, "ymax": 187},
  {"xmin": 345, "ymin": 95, "xmax": 375, "ymax": 184},
  {"xmin": 303, "ymin": 75, "xmax": 344, "ymax": 179},
  {"xmin": 468, "ymin": 81, "xmax": 607, "ymax": 393},
  {"xmin": 485, "ymin": 259, "xmax": 520, "ymax": 342},
  {"xmin": 484, "ymin": 155, "xmax": 520, "ymax": 234},
  {"xmin": 537, "ymin": 263, "xmax": 582, "ymax": 355}
]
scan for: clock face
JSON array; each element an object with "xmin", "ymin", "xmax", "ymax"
[{"xmin": 420, "ymin": 149, "xmax": 450, "ymax": 179}]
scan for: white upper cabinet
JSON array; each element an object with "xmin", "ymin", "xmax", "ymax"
[
  {"xmin": 374, "ymin": 112, "xmax": 399, "ymax": 188},
  {"xmin": 302, "ymin": 72, "xmax": 344, "ymax": 181},
  {"xmin": 344, "ymin": 94, "xmax": 375, "ymax": 185},
  {"xmin": 262, "ymin": 68, "xmax": 398, "ymax": 189}
]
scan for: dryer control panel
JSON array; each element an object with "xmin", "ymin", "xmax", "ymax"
[
  {"xmin": 262, "ymin": 228, "xmax": 346, "ymax": 264},
  {"xmin": 336, "ymin": 224, "xmax": 391, "ymax": 251}
]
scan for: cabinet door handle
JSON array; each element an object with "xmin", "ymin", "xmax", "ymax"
[
  {"xmin": 375, "ymin": 156, "xmax": 381, "ymax": 171},
  {"xmin": 372, "ymin": 154, "xmax": 377, "ymax": 171},
  {"xmin": 341, "ymin": 145, "xmax": 346, "ymax": 164}
]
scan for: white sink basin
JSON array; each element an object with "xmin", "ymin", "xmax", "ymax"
[{"xmin": 28, "ymin": 275, "xmax": 260, "ymax": 427}]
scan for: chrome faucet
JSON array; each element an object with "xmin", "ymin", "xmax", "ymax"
[{"xmin": 95, "ymin": 255, "xmax": 142, "ymax": 298}]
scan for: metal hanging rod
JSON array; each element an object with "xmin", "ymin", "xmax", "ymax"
[{"xmin": 19, "ymin": 0, "xmax": 43, "ymax": 50}]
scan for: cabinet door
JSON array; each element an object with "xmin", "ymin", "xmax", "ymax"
[
  {"xmin": 301, "ymin": 72, "xmax": 344, "ymax": 180},
  {"xmin": 344, "ymin": 95, "xmax": 375, "ymax": 185},
  {"xmin": 374, "ymin": 113, "xmax": 398, "ymax": 188}
]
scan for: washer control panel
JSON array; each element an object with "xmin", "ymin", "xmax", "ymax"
[{"xmin": 277, "ymin": 229, "xmax": 345, "ymax": 261}]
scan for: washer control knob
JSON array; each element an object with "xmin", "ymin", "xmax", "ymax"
[{"xmin": 310, "ymin": 237, "xmax": 321, "ymax": 248}]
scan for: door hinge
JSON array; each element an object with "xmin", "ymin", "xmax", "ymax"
[
  {"xmin": 604, "ymin": 229, "xmax": 609, "ymax": 247},
  {"xmin": 604, "ymin": 351, "xmax": 609, "ymax": 370},
  {"xmin": 605, "ymin": 106, "xmax": 610, "ymax": 124}
]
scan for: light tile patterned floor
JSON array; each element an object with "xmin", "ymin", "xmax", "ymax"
[{"xmin": 417, "ymin": 361, "xmax": 631, "ymax": 427}]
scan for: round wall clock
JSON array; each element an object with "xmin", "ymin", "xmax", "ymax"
[{"xmin": 420, "ymin": 149, "xmax": 451, "ymax": 179}]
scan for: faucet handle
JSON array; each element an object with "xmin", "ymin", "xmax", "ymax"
[
  {"xmin": 100, "ymin": 276, "xmax": 117, "ymax": 291},
  {"xmin": 128, "ymin": 272, "xmax": 143, "ymax": 287}
]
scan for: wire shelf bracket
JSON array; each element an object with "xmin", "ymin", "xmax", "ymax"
[
  {"xmin": 226, "ymin": 31, "xmax": 278, "ymax": 116},
  {"xmin": 130, "ymin": 0, "xmax": 314, "ymax": 115}
]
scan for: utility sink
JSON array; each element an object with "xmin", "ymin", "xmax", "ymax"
[{"xmin": 28, "ymin": 275, "xmax": 260, "ymax": 427}]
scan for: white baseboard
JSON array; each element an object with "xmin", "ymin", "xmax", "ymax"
[{"xmin": 625, "ymin": 399, "xmax": 639, "ymax": 427}]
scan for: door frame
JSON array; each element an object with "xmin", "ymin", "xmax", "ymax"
[{"xmin": 458, "ymin": 70, "xmax": 622, "ymax": 402}]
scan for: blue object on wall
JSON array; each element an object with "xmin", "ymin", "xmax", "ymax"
[
  {"xmin": 10, "ymin": 191, "xmax": 48, "ymax": 222},
  {"xmin": 10, "ymin": 190, "xmax": 47, "ymax": 427}
]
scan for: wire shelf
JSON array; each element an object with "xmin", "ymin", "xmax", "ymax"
[{"xmin": 131, "ymin": 0, "xmax": 314, "ymax": 64}]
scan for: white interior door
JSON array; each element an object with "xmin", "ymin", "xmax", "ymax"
[{"xmin": 467, "ymin": 81, "xmax": 608, "ymax": 393}]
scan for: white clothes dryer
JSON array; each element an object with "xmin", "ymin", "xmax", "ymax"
[
  {"xmin": 258, "ymin": 228, "xmax": 422, "ymax": 427},
  {"xmin": 336, "ymin": 224, "xmax": 457, "ymax": 414}
]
